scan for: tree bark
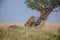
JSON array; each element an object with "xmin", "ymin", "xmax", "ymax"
[{"xmin": 30, "ymin": 3, "xmax": 56, "ymax": 26}]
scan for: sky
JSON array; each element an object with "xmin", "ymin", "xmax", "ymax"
[{"xmin": 0, "ymin": 0, "xmax": 60, "ymax": 23}]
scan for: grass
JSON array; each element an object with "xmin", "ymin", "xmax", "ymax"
[{"xmin": 0, "ymin": 25, "xmax": 60, "ymax": 40}]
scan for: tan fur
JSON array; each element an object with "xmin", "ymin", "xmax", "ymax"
[
  {"xmin": 37, "ymin": 8, "xmax": 47, "ymax": 15},
  {"xmin": 25, "ymin": 16, "xmax": 35, "ymax": 26}
]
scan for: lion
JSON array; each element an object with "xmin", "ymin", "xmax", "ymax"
[
  {"xmin": 24, "ymin": 16, "xmax": 35, "ymax": 26},
  {"xmin": 37, "ymin": 8, "xmax": 47, "ymax": 15}
]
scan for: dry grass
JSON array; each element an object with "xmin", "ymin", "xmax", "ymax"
[
  {"xmin": 0, "ymin": 23, "xmax": 60, "ymax": 40},
  {"xmin": 41, "ymin": 23, "xmax": 60, "ymax": 31},
  {"xmin": 0, "ymin": 23, "xmax": 60, "ymax": 30}
]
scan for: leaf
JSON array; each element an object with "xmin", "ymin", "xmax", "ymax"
[{"xmin": 25, "ymin": 0, "xmax": 60, "ymax": 10}]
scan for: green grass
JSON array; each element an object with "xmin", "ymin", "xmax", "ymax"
[{"xmin": 0, "ymin": 26, "xmax": 60, "ymax": 40}]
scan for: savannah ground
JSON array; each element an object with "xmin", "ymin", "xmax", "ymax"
[{"xmin": 0, "ymin": 23, "xmax": 60, "ymax": 40}]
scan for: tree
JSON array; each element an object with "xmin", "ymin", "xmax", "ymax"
[{"xmin": 25, "ymin": 0, "xmax": 60, "ymax": 26}]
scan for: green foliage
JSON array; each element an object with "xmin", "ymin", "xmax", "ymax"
[
  {"xmin": 25, "ymin": 0, "xmax": 60, "ymax": 10},
  {"xmin": 25, "ymin": 0, "xmax": 52, "ymax": 10}
]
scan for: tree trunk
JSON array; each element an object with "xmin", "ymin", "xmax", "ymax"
[{"xmin": 30, "ymin": 3, "xmax": 56, "ymax": 26}]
